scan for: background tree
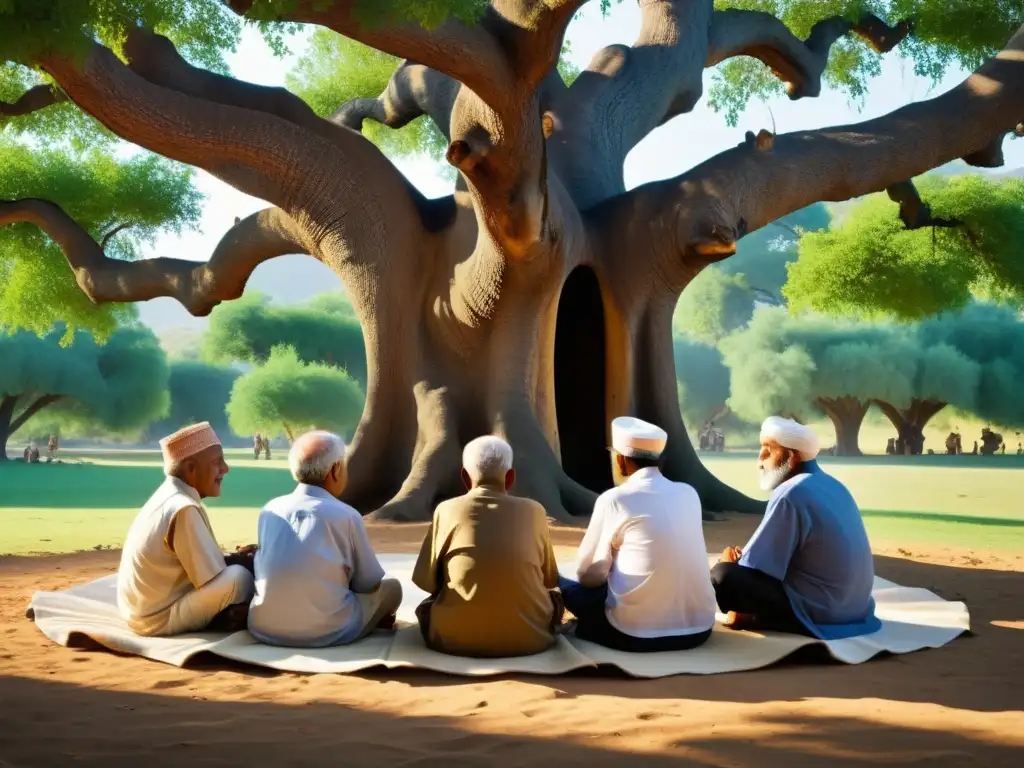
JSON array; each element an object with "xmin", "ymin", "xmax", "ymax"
[
  {"xmin": 0, "ymin": 139, "xmax": 200, "ymax": 340},
  {"xmin": 0, "ymin": 325, "xmax": 169, "ymax": 459},
  {"xmin": 785, "ymin": 175, "xmax": 1024, "ymax": 320},
  {"xmin": 721, "ymin": 309, "xmax": 922, "ymax": 456},
  {"xmin": 226, "ymin": 346, "xmax": 364, "ymax": 442},
  {"xmin": 3, "ymin": 1, "xmax": 1024, "ymax": 519},
  {"xmin": 917, "ymin": 303, "xmax": 1024, "ymax": 430},
  {"xmin": 673, "ymin": 336, "xmax": 731, "ymax": 429},
  {"xmin": 871, "ymin": 339, "xmax": 980, "ymax": 455},
  {"xmin": 202, "ymin": 293, "xmax": 367, "ymax": 387},
  {"xmin": 146, "ymin": 361, "xmax": 241, "ymax": 443}
]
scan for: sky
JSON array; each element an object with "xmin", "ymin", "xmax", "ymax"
[{"xmin": 137, "ymin": 2, "xmax": 1024, "ymax": 332}]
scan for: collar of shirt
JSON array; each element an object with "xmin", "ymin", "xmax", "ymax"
[
  {"xmin": 627, "ymin": 466, "xmax": 664, "ymax": 485},
  {"xmin": 801, "ymin": 460, "xmax": 821, "ymax": 475},
  {"xmin": 165, "ymin": 475, "xmax": 201, "ymax": 505},
  {"xmin": 294, "ymin": 483, "xmax": 338, "ymax": 502}
]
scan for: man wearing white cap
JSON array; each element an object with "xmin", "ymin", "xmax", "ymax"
[
  {"xmin": 248, "ymin": 431, "xmax": 402, "ymax": 647},
  {"xmin": 116, "ymin": 422, "xmax": 254, "ymax": 636},
  {"xmin": 559, "ymin": 417, "xmax": 716, "ymax": 652},
  {"xmin": 712, "ymin": 416, "xmax": 880, "ymax": 639}
]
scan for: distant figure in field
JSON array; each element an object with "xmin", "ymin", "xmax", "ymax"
[
  {"xmin": 47, "ymin": 434, "xmax": 59, "ymax": 461},
  {"xmin": 886, "ymin": 438, "xmax": 896, "ymax": 455},
  {"xmin": 944, "ymin": 433, "xmax": 956, "ymax": 455},
  {"xmin": 264, "ymin": 437, "xmax": 272, "ymax": 461},
  {"xmin": 413, "ymin": 436, "xmax": 563, "ymax": 658},
  {"xmin": 253, "ymin": 434, "xmax": 263, "ymax": 460},
  {"xmin": 25, "ymin": 443, "xmax": 40, "ymax": 463},
  {"xmin": 712, "ymin": 417, "xmax": 880, "ymax": 639},
  {"xmin": 249, "ymin": 431, "xmax": 401, "ymax": 648},
  {"xmin": 980, "ymin": 428, "xmax": 1002, "ymax": 456},
  {"xmin": 1017, "ymin": 443, "xmax": 1023, "ymax": 455},
  {"xmin": 117, "ymin": 422, "xmax": 254, "ymax": 636},
  {"xmin": 972, "ymin": 441, "xmax": 979, "ymax": 455}
]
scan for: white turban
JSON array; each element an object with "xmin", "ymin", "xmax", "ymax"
[
  {"xmin": 760, "ymin": 417, "xmax": 820, "ymax": 461},
  {"xmin": 611, "ymin": 416, "xmax": 667, "ymax": 459}
]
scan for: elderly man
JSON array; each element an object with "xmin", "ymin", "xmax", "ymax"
[
  {"xmin": 412, "ymin": 436, "xmax": 562, "ymax": 658},
  {"xmin": 117, "ymin": 423, "xmax": 254, "ymax": 636},
  {"xmin": 712, "ymin": 417, "xmax": 881, "ymax": 639},
  {"xmin": 558, "ymin": 417, "xmax": 715, "ymax": 652},
  {"xmin": 248, "ymin": 431, "xmax": 401, "ymax": 647}
]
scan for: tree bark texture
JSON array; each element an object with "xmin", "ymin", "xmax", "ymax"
[
  {"xmin": 815, "ymin": 397, "xmax": 868, "ymax": 457},
  {"xmin": 6, "ymin": 1, "xmax": 1024, "ymax": 520},
  {"xmin": 873, "ymin": 399, "xmax": 947, "ymax": 456}
]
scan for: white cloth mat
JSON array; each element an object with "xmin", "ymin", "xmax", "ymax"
[{"xmin": 29, "ymin": 554, "xmax": 969, "ymax": 678}]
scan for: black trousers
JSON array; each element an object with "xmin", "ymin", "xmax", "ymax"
[
  {"xmin": 710, "ymin": 562, "xmax": 812, "ymax": 636},
  {"xmin": 558, "ymin": 577, "xmax": 712, "ymax": 653}
]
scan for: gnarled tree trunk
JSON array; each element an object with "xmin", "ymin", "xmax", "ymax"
[
  {"xmin": 873, "ymin": 399, "xmax": 947, "ymax": 456},
  {"xmin": 5, "ymin": 1, "xmax": 1024, "ymax": 520},
  {"xmin": 815, "ymin": 396, "xmax": 868, "ymax": 457}
]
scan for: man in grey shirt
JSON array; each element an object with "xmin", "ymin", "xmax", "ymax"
[{"xmin": 248, "ymin": 431, "xmax": 402, "ymax": 647}]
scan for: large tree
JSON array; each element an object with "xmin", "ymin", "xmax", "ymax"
[
  {"xmin": 0, "ymin": 325, "xmax": 169, "ymax": 459},
  {"xmin": 202, "ymin": 292, "xmax": 367, "ymax": 385},
  {"xmin": 3, "ymin": 2, "xmax": 1024, "ymax": 519}
]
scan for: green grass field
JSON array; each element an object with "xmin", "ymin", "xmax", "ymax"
[{"xmin": 1, "ymin": 448, "xmax": 1022, "ymax": 555}]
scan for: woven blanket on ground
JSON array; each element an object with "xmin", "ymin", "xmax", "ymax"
[{"xmin": 29, "ymin": 554, "xmax": 969, "ymax": 678}]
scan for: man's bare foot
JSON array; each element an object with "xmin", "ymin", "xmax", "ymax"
[{"xmin": 723, "ymin": 611, "xmax": 759, "ymax": 630}]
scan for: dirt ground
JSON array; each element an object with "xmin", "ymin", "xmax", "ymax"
[{"xmin": 1, "ymin": 516, "xmax": 1021, "ymax": 767}]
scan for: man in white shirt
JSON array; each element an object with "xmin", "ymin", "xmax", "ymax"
[
  {"xmin": 248, "ymin": 431, "xmax": 402, "ymax": 647},
  {"xmin": 559, "ymin": 417, "xmax": 716, "ymax": 652},
  {"xmin": 117, "ymin": 422, "xmax": 254, "ymax": 636}
]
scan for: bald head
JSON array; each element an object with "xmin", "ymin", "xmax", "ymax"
[{"xmin": 289, "ymin": 431, "xmax": 346, "ymax": 488}]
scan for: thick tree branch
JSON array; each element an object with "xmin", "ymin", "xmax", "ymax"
[
  {"xmin": 99, "ymin": 223, "xmax": 132, "ymax": 250},
  {"xmin": 0, "ymin": 84, "xmax": 67, "ymax": 119},
  {"xmin": 0, "ymin": 199, "xmax": 308, "ymax": 316},
  {"xmin": 226, "ymin": 0, "xmax": 512, "ymax": 104},
  {"xmin": 10, "ymin": 395, "xmax": 63, "ymax": 436},
  {"xmin": 553, "ymin": 0, "xmax": 712, "ymax": 208},
  {"xmin": 121, "ymin": 28, "xmax": 343, "ymax": 145},
  {"xmin": 332, "ymin": 62, "xmax": 460, "ymax": 140},
  {"xmin": 708, "ymin": 11, "xmax": 911, "ymax": 100},
  {"xmin": 36, "ymin": 35, "xmax": 443, "ymax": 251},
  {"xmin": 886, "ymin": 180, "xmax": 961, "ymax": 230},
  {"xmin": 638, "ymin": 21, "xmax": 1024, "ymax": 259}
]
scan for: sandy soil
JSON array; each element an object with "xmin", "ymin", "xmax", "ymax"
[{"xmin": 1, "ymin": 516, "xmax": 1022, "ymax": 767}]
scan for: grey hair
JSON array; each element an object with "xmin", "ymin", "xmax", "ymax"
[
  {"xmin": 462, "ymin": 435, "xmax": 513, "ymax": 484},
  {"xmin": 289, "ymin": 431, "xmax": 347, "ymax": 484}
]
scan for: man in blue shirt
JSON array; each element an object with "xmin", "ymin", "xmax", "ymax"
[
  {"xmin": 711, "ymin": 417, "xmax": 881, "ymax": 640},
  {"xmin": 248, "ymin": 431, "xmax": 402, "ymax": 647}
]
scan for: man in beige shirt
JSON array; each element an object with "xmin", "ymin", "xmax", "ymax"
[
  {"xmin": 412, "ymin": 436, "xmax": 563, "ymax": 658},
  {"xmin": 117, "ymin": 423, "xmax": 254, "ymax": 636}
]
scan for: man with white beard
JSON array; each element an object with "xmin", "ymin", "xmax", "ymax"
[{"xmin": 710, "ymin": 417, "xmax": 881, "ymax": 639}]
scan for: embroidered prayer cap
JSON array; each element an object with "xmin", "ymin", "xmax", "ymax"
[
  {"xmin": 611, "ymin": 416, "xmax": 667, "ymax": 460},
  {"xmin": 760, "ymin": 416, "xmax": 821, "ymax": 461},
  {"xmin": 160, "ymin": 422, "xmax": 221, "ymax": 471}
]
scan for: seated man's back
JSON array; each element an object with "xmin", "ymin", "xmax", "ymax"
[
  {"xmin": 249, "ymin": 485, "xmax": 387, "ymax": 647},
  {"xmin": 759, "ymin": 469, "xmax": 876, "ymax": 628},
  {"xmin": 413, "ymin": 488, "xmax": 561, "ymax": 658},
  {"xmin": 580, "ymin": 470, "xmax": 716, "ymax": 640}
]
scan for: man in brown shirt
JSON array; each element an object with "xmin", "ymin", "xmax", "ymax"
[{"xmin": 412, "ymin": 436, "xmax": 563, "ymax": 658}]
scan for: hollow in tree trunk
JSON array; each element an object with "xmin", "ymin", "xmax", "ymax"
[
  {"xmin": 815, "ymin": 397, "xmax": 868, "ymax": 457},
  {"xmin": 5, "ymin": 2, "xmax": 1024, "ymax": 520},
  {"xmin": 873, "ymin": 399, "xmax": 947, "ymax": 456}
]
